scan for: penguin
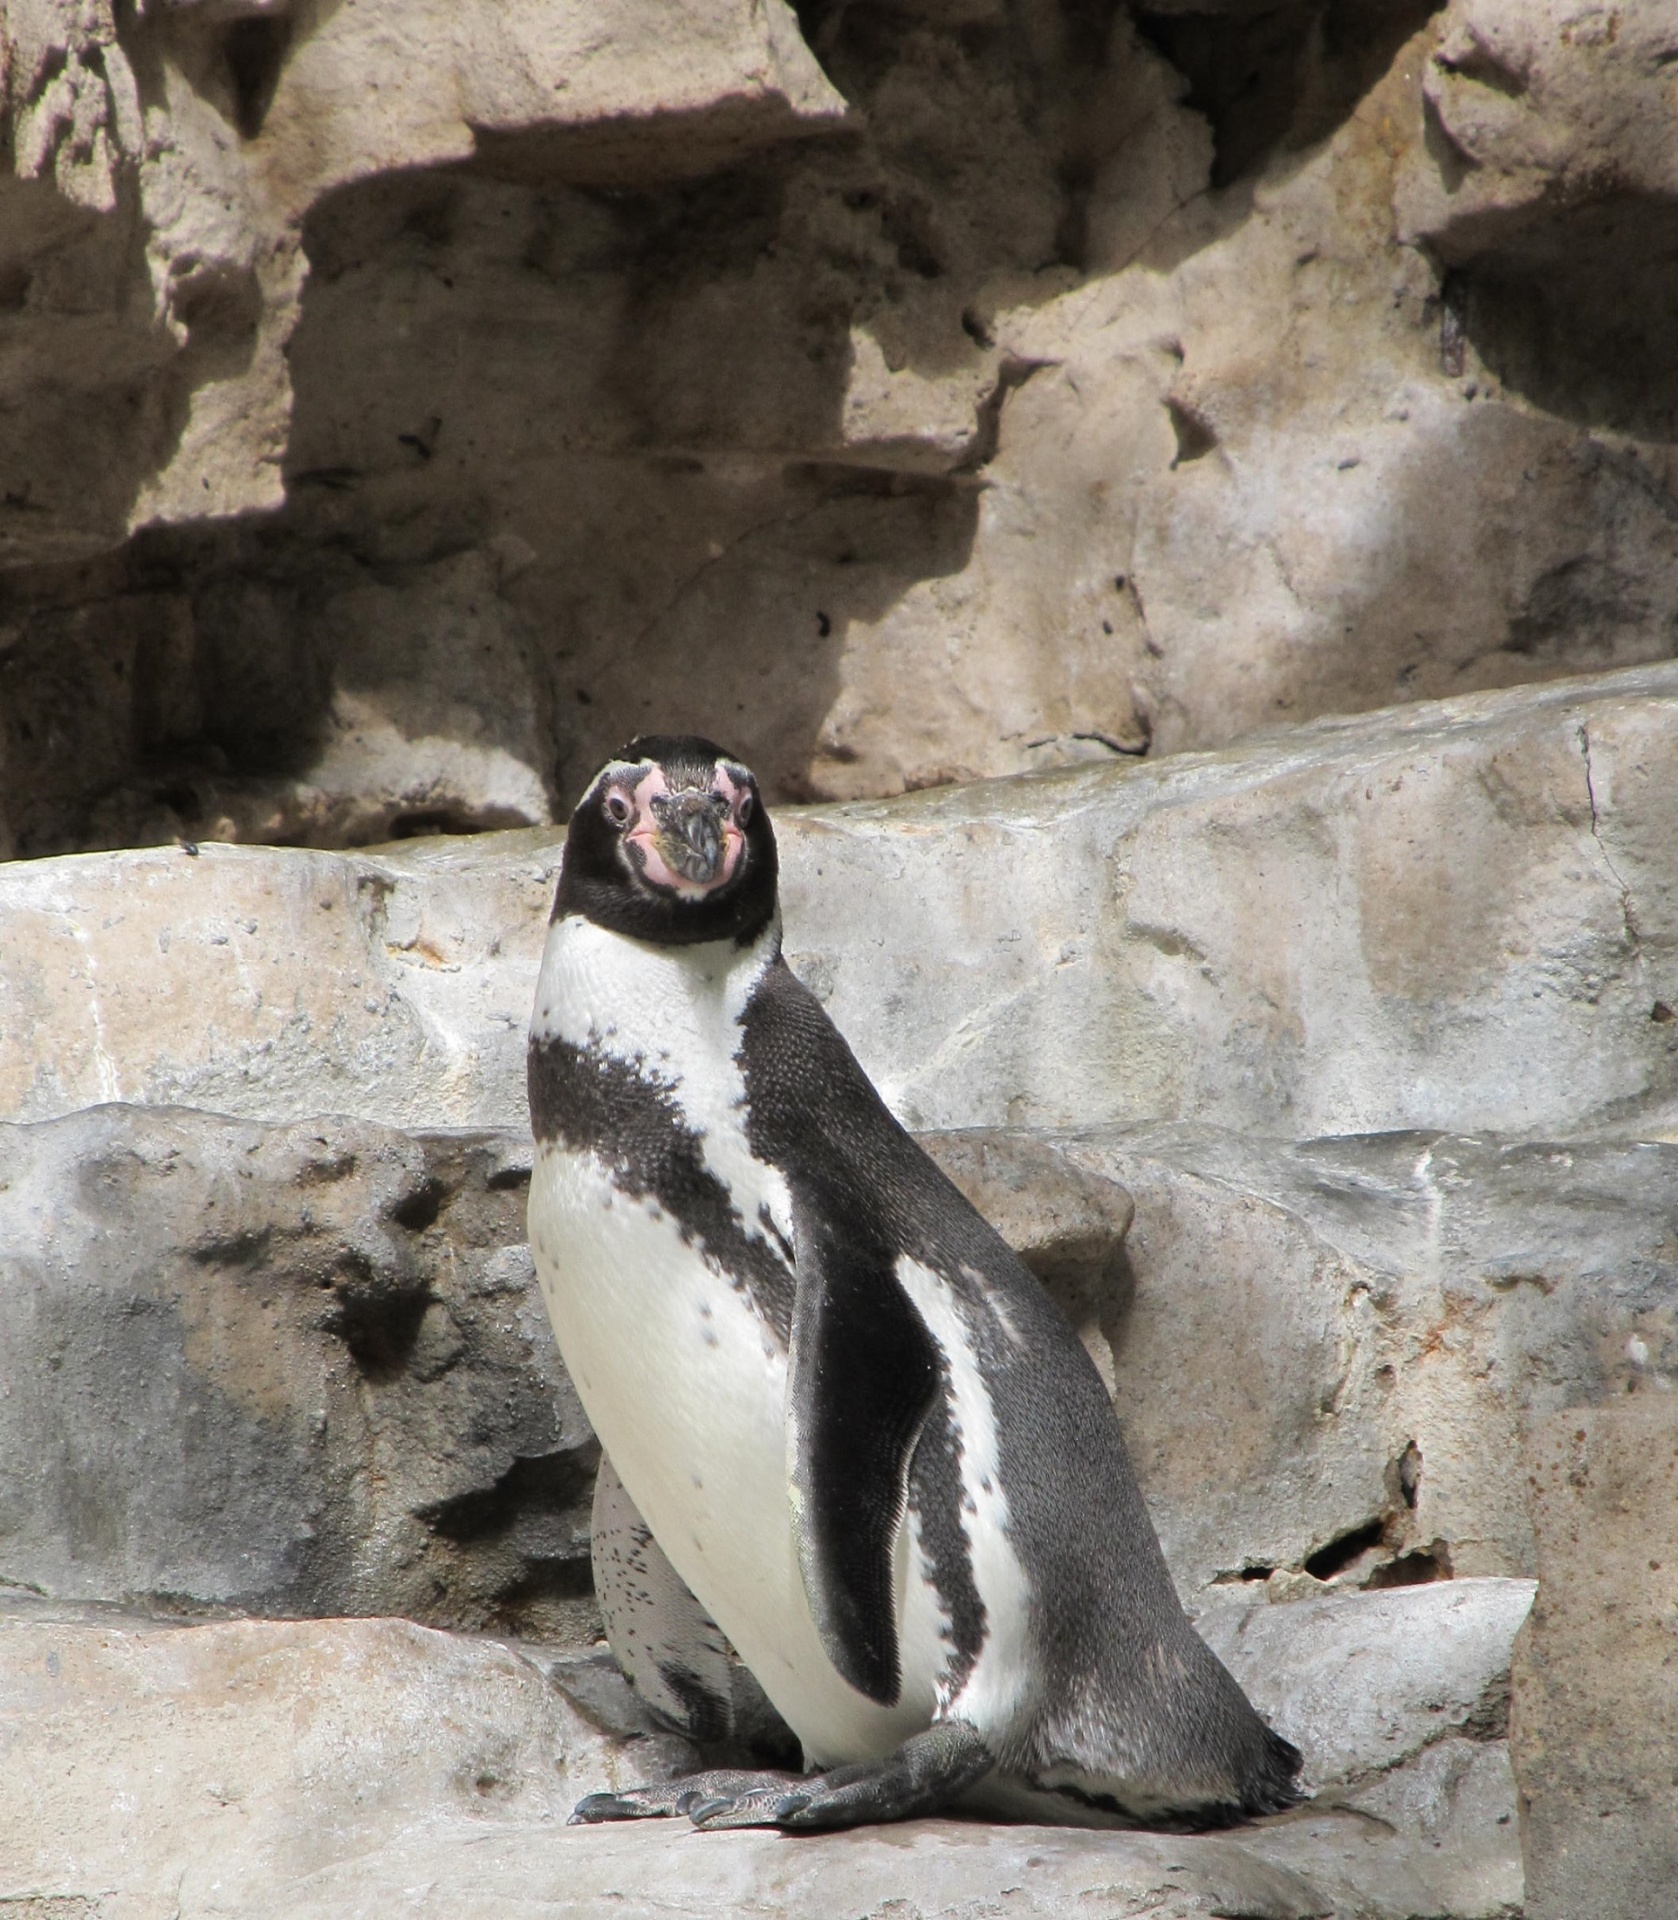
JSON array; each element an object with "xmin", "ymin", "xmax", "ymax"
[{"xmin": 526, "ymin": 735, "xmax": 1302, "ymax": 1832}]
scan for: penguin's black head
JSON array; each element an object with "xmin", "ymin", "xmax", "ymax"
[{"xmin": 553, "ymin": 735, "xmax": 778, "ymax": 946}]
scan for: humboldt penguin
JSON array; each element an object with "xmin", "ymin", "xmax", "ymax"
[{"xmin": 526, "ymin": 735, "xmax": 1301, "ymax": 1831}]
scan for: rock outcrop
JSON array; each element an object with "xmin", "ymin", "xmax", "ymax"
[
  {"xmin": 3, "ymin": 662, "xmax": 1673, "ymax": 1141},
  {"xmin": 4, "ymin": 0, "xmax": 1678, "ymax": 856},
  {"xmin": 4, "ymin": 3, "xmax": 1675, "ymax": 1915}
]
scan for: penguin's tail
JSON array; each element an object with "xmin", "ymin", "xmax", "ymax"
[{"xmin": 1239, "ymin": 1724, "xmax": 1306, "ymax": 1818}]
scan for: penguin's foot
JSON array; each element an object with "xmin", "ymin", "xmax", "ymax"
[
  {"xmin": 687, "ymin": 1721, "xmax": 995, "ymax": 1832},
  {"xmin": 569, "ymin": 1770, "xmax": 802, "ymax": 1825}
]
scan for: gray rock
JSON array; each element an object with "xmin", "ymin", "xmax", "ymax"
[
  {"xmin": 0, "ymin": 1106, "xmax": 596, "ymax": 1638},
  {"xmin": 0, "ymin": 1598, "xmax": 679, "ymax": 1920},
  {"xmin": 0, "ymin": 1105, "xmax": 1129, "ymax": 1635},
  {"xmin": 1062, "ymin": 1124, "xmax": 1678, "ymax": 1608},
  {"xmin": 3, "ymin": 665, "xmax": 1674, "ymax": 1144},
  {"xmin": 1200, "ymin": 1579, "xmax": 1534, "ymax": 1790}
]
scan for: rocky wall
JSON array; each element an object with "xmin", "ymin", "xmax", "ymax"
[
  {"xmin": 5, "ymin": 3, "xmax": 1678, "ymax": 1916},
  {"xmin": 4, "ymin": 0, "xmax": 1678, "ymax": 856}
]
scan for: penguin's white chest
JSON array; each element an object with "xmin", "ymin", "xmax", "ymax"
[{"xmin": 527, "ymin": 916, "xmax": 941, "ymax": 1762}]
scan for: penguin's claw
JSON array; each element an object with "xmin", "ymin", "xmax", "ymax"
[{"xmin": 569, "ymin": 1790, "xmax": 673, "ymax": 1824}]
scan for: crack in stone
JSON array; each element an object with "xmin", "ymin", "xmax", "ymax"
[{"xmin": 1577, "ymin": 722, "xmax": 1643, "ymax": 965}]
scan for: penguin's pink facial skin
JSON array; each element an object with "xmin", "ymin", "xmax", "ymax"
[{"xmin": 609, "ymin": 764, "xmax": 753, "ymax": 900}]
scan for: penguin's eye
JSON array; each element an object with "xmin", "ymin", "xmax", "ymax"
[
  {"xmin": 737, "ymin": 792, "xmax": 754, "ymax": 826},
  {"xmin": 604, "ymin": 792, "xmax": 632, "ymax": 827}
]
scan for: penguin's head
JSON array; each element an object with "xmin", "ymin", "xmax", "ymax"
[{"xmin": 553, "ymin": 735, "xmax": 778, "ymax": 946}]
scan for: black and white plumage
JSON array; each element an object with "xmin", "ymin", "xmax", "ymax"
[{"xmin": 527, "ymin": 735, "xmax": 1302, "ymax": 1832}]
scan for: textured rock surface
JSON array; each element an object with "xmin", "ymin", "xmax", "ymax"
[
  {"xmin": 5, "ymin": 3, "xmax": 1677, "ymax": 1905},
  {"xmin": 3, "ymin": 664, "xmax": 1674, "ymax": 1142},
  {"xmin": 0, "ymin": 1580, "xmax": 1533, "ymax": 1920},
  {"xmin": 4, "ymin": 1, "xmax": 1677, "ymax": 854},
  {"xmin": 1066, "ymin": 1124, "xmax": 1678, "ymax": 1603},
  {"xmin": 0, "ymin": 0, "xmax": 841, "ymax": 564},
  {"xmin": 1511, "ymin": 1397, "xmax": 1678, "ymax": 1920},
  {"xmin": 0, "ymin": 1598, "xmax": 671, "ymax": 1920},
  {"xmin": 0, "ymin": 1107, "xmax": 595, "ymax": 1637}
]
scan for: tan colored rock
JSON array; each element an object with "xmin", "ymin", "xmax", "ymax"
[
  {"xmin": 1511, "ymin": 1397, "xmax": 1678, "ymax": 1920},
  {"xmin": 0, "ymin": 1601, "xmax": 666, "ymax": 1920},
  {"xmin": 0, "ymin": 0, "xmax": 845, "ymax": 569},
  {"xmin": 1397, "ymin": 0, "xmax": 1678, "ymax": 269},
  {"xmin": 8, "ymin": 6, "xmax": 1677, "ymax": 848},
  {"xmin": 4, "ymin": 665, "xmax": 1672, "ymax": 1143}
]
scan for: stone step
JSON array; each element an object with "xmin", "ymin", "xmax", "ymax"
[
  {"xmin": 1, "ymin": 663, "xmax": 1674, "ymax": 1143},
  {"xmin": 0, "ymin": 1579, "xmax": 1532, "ymax": 1920}
]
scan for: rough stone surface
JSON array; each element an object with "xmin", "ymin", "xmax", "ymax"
[
  {"xmin": 1067, "ymin": 1123, "xmax": 1678, "ymax": 1600},
  {"xmin": 3, "ymin": 664, "xmax": 1674, "ymax": 1143},
  {"xmin": 0, "ymin": 1106, "xmax": 596, "ymax": 1638},
  {"xmin": 0, "ymin": 1598, "xmax": 677, "ymax": 1920},
  {"xmin": 1511, "ymin": 1397, "xmax": 1678, "ymax": 1920},
  {"xmin": 0, "ymin": 1580, "xmax": 1533, "ymax": 1920},
  {"xmin": 4, "ymin": 4, "xmax": 1675, "ymax": 1907},
  {"xmin": 0, "ymin": 0, "xmax": 841, "ymax": 564},
  {"xmin": 4, "ymin": 2, "xmax": 1678, "ymax": 855}
]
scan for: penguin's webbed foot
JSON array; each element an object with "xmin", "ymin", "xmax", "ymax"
[
  {"xmin": 569, "ymin": 1769, "xmax": 802, "ymax": 1825},
  {"xmin": 688, "ymin": 1721, "xmax": 994, "ymax": 1832}
]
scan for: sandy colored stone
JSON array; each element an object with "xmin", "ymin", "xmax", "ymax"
[
  {"xmin": 0, "ymin": 0, "xmax": 844, "ymax": 570},
  {"xmin": 2, "ymin": 665, "xmax": 1673, "ymax": 1144},
  {"xmin": 1397, "ymin": 0, "xmax": 1678, "ymax": 270},
  {"xmin": 6, "ymin": 7, "xmax": 1677, "ymax": 852},
  {"xmin": 0, "ymin": 1601, "xmax": 667, "ymax": 1920},
  {"xmin": 1511, "ymin": 1396, "xmax": 1678, "ymax": 1920}
]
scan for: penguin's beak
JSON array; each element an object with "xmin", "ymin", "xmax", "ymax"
[
  {"xmin": 628, "ymin": 792, "xmax": 743, "ymax": 895},
  {"xmin": 662, "ymin": 795, "xmax": 724, "ymax": 885}
]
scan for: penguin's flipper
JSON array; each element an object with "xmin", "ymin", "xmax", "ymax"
[
  {"xmin": 687, "ymin": 1721, "xmax": 995, "ymax": 1831},
  {"xmin": 786, "ymin": 1200, "xmax": 942, "ymax": 1706}
]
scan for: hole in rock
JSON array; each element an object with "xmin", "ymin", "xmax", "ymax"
[
  {"xmin": 1135, "ymin": 0, "xmax": 1442, "ymax": 190},
  {"xmin": 226, "ymin": 16, "xmax": 292, "ymax": 140},
  {"xmin": 332, "ymin": 1285, "xmax": 432, "ymax": 1382},
  {"xmin": 1365, "ymin": 1539, "xmax": 1453, "ymax": 1589},
  {"xmin": 1303, "ymin": 1516, "xmax": 1386, "ymax": 1581},
  {"xmin": 391, "ymin": 1178, "xmax": 446, "ymax": 1233},
  {"xmin": 1166, "ymin": 399, "xmax": 1217, "ymax": 467}
]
